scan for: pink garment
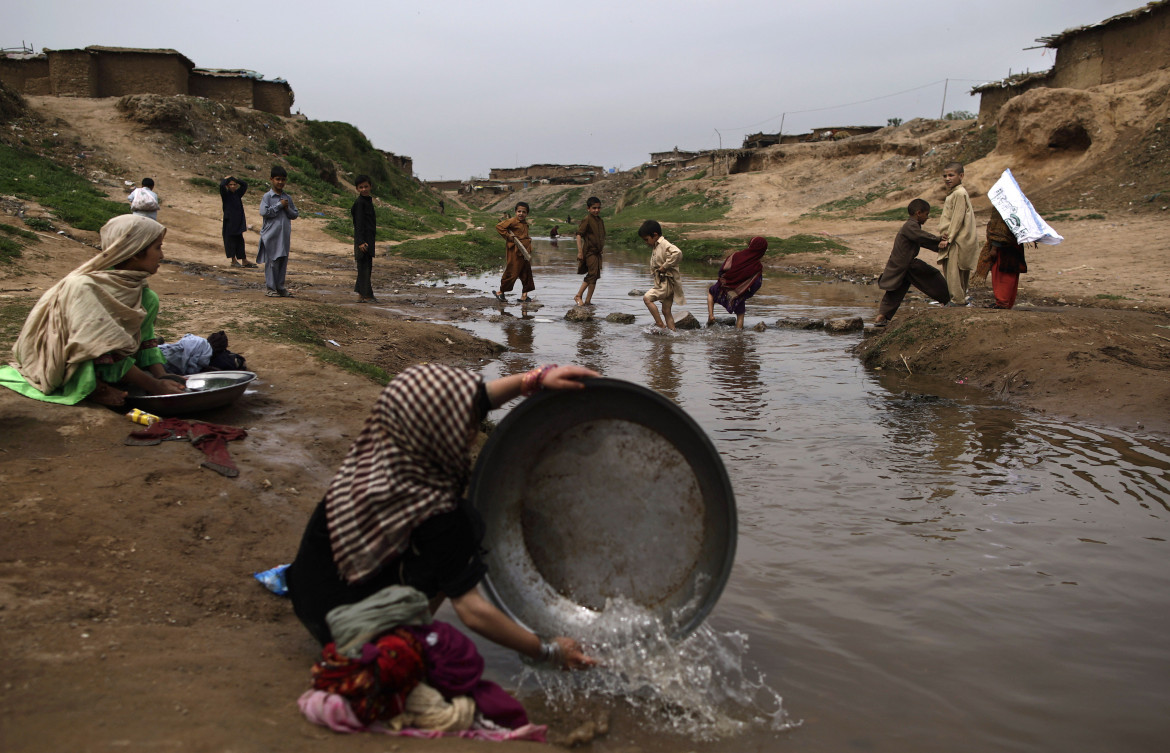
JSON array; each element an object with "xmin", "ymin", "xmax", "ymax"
[{"xmin": 297, "ymin": 690, "xmax": 547, "ymax": 742}]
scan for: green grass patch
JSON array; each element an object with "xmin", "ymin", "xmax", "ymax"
[
  {"xmin": 244, "ymin": 303, "xmax": 390, "ymax": 384},
  {"xmin": 952, "ymin": 125, "xmax": 997, "ymax": 166},
  {"xmin": 1094, "ymin": 293, "xmax": 1130, "ymax": 300},
  {"xmin": 0, "ymin": 300, "xmax": 34, "ymax": 345},
  {"xmin": 859, "ymin": 205, "xmax": 942, "ymax": 221},
  {"xmin": 0, "ymin": 222, "xmax": 38, "ymax": 241},
  {"xmin": 188, "ymin": 177, "xmax": 219, "ymax": 192},
  {"xmin": 23, "ymin": 217, "xmax": 53, "ymax": 232},
  {"xmin": 0, "ymin": 143, "xmax": 128, "ymax": 231},
  {"xmin": 284, "ymin": 119, "xmax": 462, "ymax": 243},
  {"xmin": 0, "ymin": 235, "xmax": 22, "ymax": 263},
  {"xmin": 609, "ymin": 232, "xmax": 850, "ymax": 264},
  {"xmin": 392, "ymin": 230, "xmax": 501, "ymax": 272},
  {"xmin": 863, "ymin": 316, "xmax": 953, "ymax": 362}
]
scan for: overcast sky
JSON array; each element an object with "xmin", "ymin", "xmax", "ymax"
[{"xmin": 5, "ymin": 0, "xmax": 1142, "ymax": 179}]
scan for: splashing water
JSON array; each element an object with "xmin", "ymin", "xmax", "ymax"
[{"xmin": 516, "ymin": 598, "xmax": 798, "ymax": 741}]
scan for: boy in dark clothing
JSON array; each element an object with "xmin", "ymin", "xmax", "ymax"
[
  {"xmin": 574, "ymin": 197, "xmax": 605, "ymax": 306},
  {"xmin": 219, "ymin": 176, "xmax": 255, "ymax": 268},
  {"xmin": 873, "ymin": 199, "xmax": 951, "ymax": 326},
  {"xmin": 350, "ymin": 175, "xmax": 377, "ymax": 303}
]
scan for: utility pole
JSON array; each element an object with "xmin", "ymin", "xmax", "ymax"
[
  {"xmin": 939, "ymin": 78, "xmax": 949, "ymax": 119},
  {"xmin": 779, "ymin": 113, "xmax": 786, "ymax": 137},
  {"xmin": 714, "ymin": 128, "xmax": 722, "ymax": 149}
]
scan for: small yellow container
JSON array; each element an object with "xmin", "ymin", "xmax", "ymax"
[{"xmin": 126, "ymin": 408, "xmax": 160, "ymax": 426}]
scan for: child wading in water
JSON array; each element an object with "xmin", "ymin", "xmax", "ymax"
[
  {"xmin": 639, "ymin": 220, "xmax": 685, "ymax": 331},
  {"xmin": 707, "ymin": 236, "xmax": 767, "ymax": 329}
]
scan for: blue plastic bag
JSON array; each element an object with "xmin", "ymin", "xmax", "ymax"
[{"xmin": 254, "ymin": 563, "xmax": 291, "ymax": 596}]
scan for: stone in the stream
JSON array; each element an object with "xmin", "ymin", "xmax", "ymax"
[
  {"xmin": 710, "ymin": 316, "xmax": 738, "ymax": 327},
  {"xmin": 825, "ymin": 316, "xmax": 864, "ymax": 332},
  {"xmin": 565, "ymin": 306, "xmax": 594, "ymax": 322},
  {"xmin": 605, "ymin": 312, "xmax": 636, "ymax": 324},
  {"xmin": 628, "ymin": 289, "xmax": 645, "ymax": 297},
  {"xmin": 752, "ymin": 321, "xmax": 767, "ymax": 332},
  {"xmin": 674, "ymin": 312, "xmax": 701, "ymax": 330},
  {"xmin": 775, "ymin": 316, "xmax": 825, "ymax": 330}
]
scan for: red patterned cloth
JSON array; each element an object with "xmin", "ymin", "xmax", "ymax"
[
  {"xmin": 125, "ymin": 417, "xmax": 247, "ymax": 477},
  {"xmin": 311, "ymin": 630, "xmax": 425, "ymax": 725}
]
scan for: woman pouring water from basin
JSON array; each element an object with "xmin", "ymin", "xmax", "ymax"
[{"xmin": 286, "ymin": 362, "xmax": 599, "ymax": 673}]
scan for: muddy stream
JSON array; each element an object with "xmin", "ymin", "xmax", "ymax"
[{"xmin": 411, "ymin": 239, "xmax": 1168, "ymax": 752}]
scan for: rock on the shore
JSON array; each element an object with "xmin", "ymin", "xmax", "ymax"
[
  {"xmin": 825, "ymin": 316, "xmax": 864, "ymax": 332},
  {"xmin": 605, "ymin": 312, "xmax": 636, "ymax": 324},
  {"xmin": 565, "ymin": 306, "xmax": 594, "ymax": 322},
  {"xmin": 775, "ymin": 316, "xmax": 825, "ymax": 330},
  {"xmin": 675, "ymin": 312, "xmax": 701, "ymax": 330}
]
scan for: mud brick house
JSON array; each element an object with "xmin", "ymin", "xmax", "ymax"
[
  {"xmin": 489, "ymin": 164, "xmax": 602, "ymax": 186},
  {"xmin": 973, "ymin": 0, "xmax": 1170, "ymax": 124},
  {"xmin": 0, "ymin": 46, "xmax": 295, "ymax": 116}
]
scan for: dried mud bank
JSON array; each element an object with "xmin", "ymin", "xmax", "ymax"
[{"xmin": 853, "ymin": 304, "xmax": 1170, "ymax": 436}]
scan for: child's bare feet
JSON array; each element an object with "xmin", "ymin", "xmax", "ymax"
[
  {"xmin": 574, "ymin": 295, "xmax": 583, "ymax": 306},
  {"xmin": 89, "ymin": 381, "xmax": 127, "ymax": 407}
]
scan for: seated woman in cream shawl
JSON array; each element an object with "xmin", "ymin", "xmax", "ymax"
[{"xmin": 0, "ymin": 214, "xmax": 186, "ymax": 406}]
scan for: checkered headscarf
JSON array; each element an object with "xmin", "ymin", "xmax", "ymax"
[{"xmin": 325, "ymin": 364, "xmax": 482, "ymax": 584}]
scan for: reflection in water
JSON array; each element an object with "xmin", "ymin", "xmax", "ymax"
[
  {"xmin": 643, "ymin": 334, "xmax": 682, "ymax": 401},
  {"xmin": 500, "ymin": 315, "xmax": 537, "ymax": 374},
  {"xmin": 573, "ymin": 320, "xmax": 609, "ymax": 373},
  {"xmin": 706, "ymin": 331, "xmax": 764, "ymax": 424}
]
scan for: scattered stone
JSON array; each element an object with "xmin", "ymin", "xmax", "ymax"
[
  {"xmin": 709, "ymin": 316, "xmax": 737, "ymax": 327},
  {"xmin": 775, "ymin": 316, "xmax": 825, "ymax": 330},
  {"xmin": 605, "ymin": 312, "xmax": 636, "ymax": 324},
  {"xmin": 628, "ymin": 289, "xmax": 645, "ymax": 297},
  {"xmin": 674, "ymin": 313, "xmax": 701, "ymax": 330},
  {"xmin": 825, "ymin": 316, "xmax": 864, "ymax": 332},
  {"xmin": 564, "ymin": 306, "xmax": 594, "ymax": 322},
  {"xmin": 752, "ymin": 321, "xmax": 767, "ymax": 332}
]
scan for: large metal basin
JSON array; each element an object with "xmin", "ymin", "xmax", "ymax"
[
  {"xmin": 124, "ymin": 370, "xmax": 256, "ymax": 416},
  {"xmin": 468, "ymin": 378, "xmax": 736, "ymax": 640}
]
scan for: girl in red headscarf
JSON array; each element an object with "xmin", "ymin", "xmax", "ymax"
[{"xmin": 706, "ymin": 236, "xmax": 767, "ymax": 329}]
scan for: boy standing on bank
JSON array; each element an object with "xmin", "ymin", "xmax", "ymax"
[
  {"xmin": 350, "ymin": 175, "xmax": 377, "ymax": 303},
  {"xmin": 219, "ymin": 175, "xmax": 255, "ymax": 268},
  {"xmin": 873, "ymin": 199, "xmax": 951, "ymax": 327},
  {"xmin": 494, "ymin": 201, "xmax": 535, "ymax": 304},
  {"xmin": 257, "ymin": 166, "xmax": 299, "ymax": 297},
  {"xmin": 640, "ymin": 220, "xmax": 686, "ymax": 331},
  {"xmin": 936, "ymin": 162, "xmax": 978, "ymax": 305},
  {"xmin": 574, "ymin": 197, "xmax": 606, "ymax": 306}
]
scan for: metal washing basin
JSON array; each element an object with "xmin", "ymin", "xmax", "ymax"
[
  {"xmin": 468, "ymin": 378, "xmax": 737, "ymax": 640},
  {"xmin": 124, "ymin": 370, "xmax": 256, "ymax": 416}
]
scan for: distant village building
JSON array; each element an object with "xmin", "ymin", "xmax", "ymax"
[
  {"xmin": 742, "ymin": 126, "xmax": 881, "ymax": 148},
  {"xmin": 649, "ymin": 147, "xmax": 701, "ymax": 164},
  {"xmin": 488, "ymin": 164, "xmax": 602, "ymax": 185},
  {"xmin": 972, "ymin": 1, "xmax": 1170, "ymax": 125},
  {"xmin": 0, "ymin": 46, "xmax": 295, "ymax": 116}
]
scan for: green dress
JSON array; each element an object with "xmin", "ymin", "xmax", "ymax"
[{"xmin": 0, "ymin": 287, "xmax": 165, "ymax": 405}]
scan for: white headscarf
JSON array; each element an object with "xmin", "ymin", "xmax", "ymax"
[{"xmin": 11, "ymin": 214, "xmax": 166, "ymax": 393}]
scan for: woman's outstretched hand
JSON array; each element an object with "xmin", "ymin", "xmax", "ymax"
[
  {"xmin": 542, "ymin": 365, "xmax": 599, "ymax": 391},
  {"xmin": 554, "ymin": 636, "xmax": 597, "ymax": 670}
]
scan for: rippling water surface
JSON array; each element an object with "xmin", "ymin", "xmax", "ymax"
[{"xmin": 431, "ymin": 240, "xmax": 1170, "ymax": 752}]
